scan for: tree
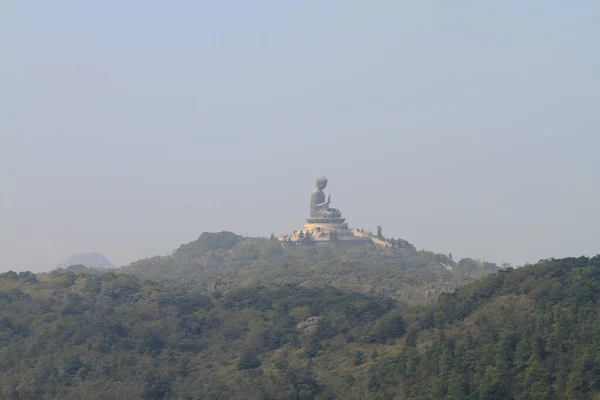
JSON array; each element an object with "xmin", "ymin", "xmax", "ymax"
[
  {"xmin": 304, "ymin": 339, "xmax": 322, "ymax": 358},
  {"xmin": 303, "ymin": 231, "xmax": 314, "ymax": 245},
  {"xmin": 514, "ymin": 340, "xmax": 531, "ymax": 371},
  {"xmin": 294, "ymin": 370, "xmax": 320, "ymax": 400},
  {"xmin": 479, "ymin": 380, "xmax": 513, "ymax": 400},
  {"xmin": 237, "ymin": 353, "xmax": 261, "ymax": 370},
  {"xmin": 329, "ymin": 230, "xmax": 338, "ymax": 242},
  {"xmin": 446, "ymin": 371, "xmax": 467, "ymax": 399},
  {"xmin": 353, "ymin": 351, "xmax": 365, "ymax": 366},
  {"xmin": 376, "ymin": 226, "xmax": 383, "ymax": 239},
  {"xmin": 366, "ymin": 313, "xmax": 406, "ymax": 343},
  {"xmin": 524, "ymin": 353, "xmax": 545, "ymax": 385}
]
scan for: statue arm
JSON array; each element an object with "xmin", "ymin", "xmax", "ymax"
[
  {"xmin": 315, "ymin": 195, "xmax": 331, "ymax": 208},
  {"xmin": 311, "ymin": 192, "xmax": 330, "ymax": 209}
]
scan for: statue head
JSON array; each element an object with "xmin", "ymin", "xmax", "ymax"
[{"xmin": 316, "ymin": 176, "xmax": 328, "ymax": 190}]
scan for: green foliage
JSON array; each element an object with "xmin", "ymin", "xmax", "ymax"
[
  {"xmin": 329, "ymin": 230, "xmax": 338, "ymax": 242},
  {"xmin": 0, "ymin": 270, "xmax": 38, "ymax": 283},
  {"xmin": 303, "ymin": 231, "xmax": 314, "ymax": 245},
  {"xmin": 176, "ymin": 231, "xmax": 242, "ymax": 254},
  {"xmin": 304, "ymin": 338, "xmax": 323, "ymax": 358},
  {"xmin": 364, "ymin": 312, "xmax": 406, "ymax": 343},
  {"xmin": 237, "ymin": 352, "xmax": 261, "ymax": 370},
  {"xmin": 362, "ymin": 255, "xmax": 600, "ymax": 399},
  {"xmin": 121, "ymin": 231, "xmax": 495, "ymax": 307},
  {"xmin": 353, "ymin": 351, "xmax": 365, "ymax": 366},
  {"xmin": 0, "ymin": 270, "xmax": 398, "ymax": 399},
  {"xmin": 10, "ymin": 236, "xmax": 595, "ymax": 399}
]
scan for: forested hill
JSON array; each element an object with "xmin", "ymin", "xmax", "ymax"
[
  {"xmin": 371, "ymin": 255, "xmax": 600, "ymax": 399},
  {"xmin": 120, "ymin": 231, "xmax": 498, "ymax": 305},
  {"xmin": 2, "ymin": 256, "xmax": 600, "ymax": 399}
]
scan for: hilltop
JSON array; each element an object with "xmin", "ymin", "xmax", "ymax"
[{"xmin": 120, "ymin": 231, "xmax": 498, "ymax": 305}]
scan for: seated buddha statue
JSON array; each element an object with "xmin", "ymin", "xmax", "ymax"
[{"xmin": 310, "ymin": 176, "xmax": 342, "ymax": 219}]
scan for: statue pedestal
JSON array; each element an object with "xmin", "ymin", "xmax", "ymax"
[
  {"xmin": 306, "ymin": 218, "xmax": 346, "ymax": 224},
  {"xmin": 291, "ymin": 218, "xmax": 371, "ymax": 243}
]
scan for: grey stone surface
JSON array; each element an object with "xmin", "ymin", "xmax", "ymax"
[
  {"xmin": 296, "ymin": 316, "xmax": 321, "ymax": 333},
  {"xmin": 310, "ymin": 176, "xmax": 342, "ymax": 219}
]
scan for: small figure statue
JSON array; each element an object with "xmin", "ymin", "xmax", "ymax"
[{"xmin": 310, "ymin": 176, "xmax": 342, "ymax": 219}]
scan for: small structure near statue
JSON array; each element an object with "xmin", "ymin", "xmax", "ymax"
[{"xmin": 286, "ymin": 176, "xmax": 371, "ymax": 243}]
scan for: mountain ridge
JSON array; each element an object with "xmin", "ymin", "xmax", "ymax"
[{"xmin": 56, "ymin": 252, "xmax": 115, "ymax": 270}]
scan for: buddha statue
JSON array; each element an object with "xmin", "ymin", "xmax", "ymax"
[{"xmin": 310, "ymin": 176, "xmax": 342, "ymax": 219}]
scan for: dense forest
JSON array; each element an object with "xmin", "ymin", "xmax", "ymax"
[
  {"xmin": 2, "ymin": 250, "xmax": 600, "ymax": 399},
  {"xmin": 367, "ymin": 255, "xmax": 600, "ymax": 399}
]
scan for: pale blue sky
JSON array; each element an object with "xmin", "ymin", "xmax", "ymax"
[{"xmin": 1, "ymin": 1, "xmax": 599, "ymax": 272}]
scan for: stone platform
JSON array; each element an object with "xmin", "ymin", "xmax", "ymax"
[
  {"xmin": 306, "ymin": 218, "xmax": 346, "ymax": 224},
  {"xmin": 290, "ymin": 219, "xmax": 371, "ymax": 243}
]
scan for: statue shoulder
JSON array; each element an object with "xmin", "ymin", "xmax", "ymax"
[{"xmin": 311, "ymin": 189, "xmax": 324, "ymax": 202}]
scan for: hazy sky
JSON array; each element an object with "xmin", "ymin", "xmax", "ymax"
[{"xmin": 2, "ymin": 1, "xmax": 599, "ymax": 272}]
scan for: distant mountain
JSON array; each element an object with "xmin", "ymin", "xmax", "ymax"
[{"xmin": 56, "ymin": 252, "xmax": 115, "ymax": 270}]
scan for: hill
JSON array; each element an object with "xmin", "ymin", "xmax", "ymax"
[
  {"xmin": 0, "ymin": 269, "xmax": 399, "ymax": 399},
  {"xmin": 56, "ymin": 252, "xmax": 115, "ymax": 270},
  {"xmin": 365, "ymin": 255, "xmax": 600, "ymax": 399},
  {"xmin": 121, "ymin": 231, "xmax": 498, "ymax": 306},
  {"xmin": 3, "ymin": 256, "xmax": 600, "ymax": 399}
]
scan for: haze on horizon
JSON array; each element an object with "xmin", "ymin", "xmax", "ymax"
[{"xmin": 1, "ymin": 1, "xmax": 599, "ymax": 273}]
